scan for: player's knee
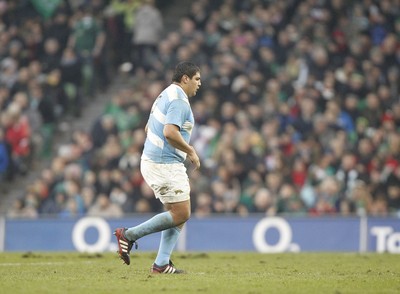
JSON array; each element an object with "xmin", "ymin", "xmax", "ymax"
[
  {"xmin": 172, "ymin": 208, "xmax": 190, "ymax": 225},
  {"xmin": 167, "ymin": 199, "xmax": 191, "ymax": 225},
  {"xmin": 181, "ymin": 209, "xmax": 191, "ymax": 223}
]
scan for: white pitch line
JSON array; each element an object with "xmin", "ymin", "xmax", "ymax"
[{"xmin": 0, "ymin": 261, "xmax": 94, "ymax": 266}]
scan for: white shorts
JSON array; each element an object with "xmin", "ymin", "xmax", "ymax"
[{"xmin": 140, "ymin": 159, "xmax": 191, "ymax": 204}]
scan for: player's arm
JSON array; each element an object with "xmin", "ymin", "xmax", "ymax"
[{"xmin": 163, "ymin": 124, "xmax": 200, "ymax": 169}]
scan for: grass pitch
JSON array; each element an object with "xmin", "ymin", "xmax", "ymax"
[{"xmin": 0, "ymin": 252, "xmax": 399, "ymax": 294}]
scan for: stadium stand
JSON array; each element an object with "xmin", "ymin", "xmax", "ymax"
[{"xmin": 1, "ymin": 0, "xmax": 399, "ymax": 219}]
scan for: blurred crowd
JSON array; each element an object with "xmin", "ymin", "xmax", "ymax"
[
  {"xmin": 0, "ymin": 0, "xmax": 112, "ymax": 184},
  {"xmin": 3, "ymin": 0, "xmax": 400, "ymax": 219}
]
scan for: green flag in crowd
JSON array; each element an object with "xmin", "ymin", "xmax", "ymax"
[{"xmin": 31, "ymin": 0, "xmax": 62, "ymax": 20}]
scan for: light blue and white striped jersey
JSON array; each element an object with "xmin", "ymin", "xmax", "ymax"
[{"xmin": 142, "ymin": 84, "xmax": 194, "ymax": 163}]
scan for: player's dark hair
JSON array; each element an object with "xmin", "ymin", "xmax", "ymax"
[{"xmin": 172, "ymin": 61, "xmax": 200, "ymax": 83}]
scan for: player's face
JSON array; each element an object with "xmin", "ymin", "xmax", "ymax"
[{"xmin": 187, "ymin": 72, "xmax": 201, "ymax": 97}]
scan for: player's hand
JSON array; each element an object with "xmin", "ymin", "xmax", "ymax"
[{"xmin": 187, "ymin": 146, "xmax": 200, "ymax": 170}]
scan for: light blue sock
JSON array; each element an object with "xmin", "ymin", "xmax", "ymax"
[
  {"xmin": 125, "ymin": 211, "xmax": 174, "ymax": 241},
  {"xmin": 155, "ymin": 227, "xmax": 181, "ymax": 266}
]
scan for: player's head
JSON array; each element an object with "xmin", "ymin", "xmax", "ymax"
[
  {"xmin": 172, "ymin": 61, "xmax": 200, "ymax": 82},
  {"xmin": 172, "ymin": 61, "xmax": 201, "ymax": 97}
]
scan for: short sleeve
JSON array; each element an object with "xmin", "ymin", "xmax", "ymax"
[{"xmin": 165, "ymin": 99, "xmax": 190, "ymax": 129}]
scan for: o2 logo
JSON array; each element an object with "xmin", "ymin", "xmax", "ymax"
[
  {"xmin": 252, "ymin": 217, "xmax": 300, "ymax": 253},
  {"xmin": 370, "ymin": 226, "xmax": 400, "ymax": 253},
  {"xmin": 72, "ymin": 217, "xmax": 117, "ymax": 253}
]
